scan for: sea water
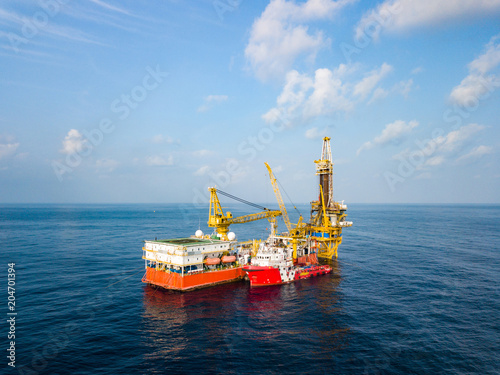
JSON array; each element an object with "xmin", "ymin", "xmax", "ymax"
[{"xmin": 1, "ymin": 204, "xmax": 498, "ymax": 374}]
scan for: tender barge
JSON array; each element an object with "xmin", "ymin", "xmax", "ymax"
[{"xmin": 142, "ymin": 237, "xmax": 244, "ymax": 292}]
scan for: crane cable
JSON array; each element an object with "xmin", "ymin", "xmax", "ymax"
[
  {"xmin": 276, "ymin": 178, "xmax": 302, "ymax": 218},
  {"xmin": 216, "ymin": 189, "xmax": 270, "ymax": 212}
]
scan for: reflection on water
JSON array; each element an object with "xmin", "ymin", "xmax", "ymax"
[{"xmin": 140, "ymin": 262, "xmax": 351, "ymax": 372}]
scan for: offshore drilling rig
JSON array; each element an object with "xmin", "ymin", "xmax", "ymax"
[
  {"xmin": 306, "ymin": 136, "xmax": 352, "ymax": 259},
  {"xmin": 205, "ymin": 137, "xmax": 352, "ymax": 260},
  {"xmin": 264, "ymin": 137, "xmax": 352, "ymax": 259}
]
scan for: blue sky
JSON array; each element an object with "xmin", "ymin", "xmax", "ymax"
[{"xmin": 1, "ymin": 0, "xmax": 499, "ymax": 204}]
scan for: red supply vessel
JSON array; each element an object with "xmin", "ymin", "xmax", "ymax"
[{"xmin": 243, "ymin": 234, "xmax": 332, "ymax": 287}]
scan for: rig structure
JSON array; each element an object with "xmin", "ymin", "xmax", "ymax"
[{"xmin": 263, "ymin": 137, "xmax": 352, "ymax": 259}]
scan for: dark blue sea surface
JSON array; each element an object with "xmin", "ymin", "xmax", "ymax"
[{"xmin": 1, "ymin": 204, "xmax": 499, "ymax": 374}]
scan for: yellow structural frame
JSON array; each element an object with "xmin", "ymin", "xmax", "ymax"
[
  {"xmin": 263, "ymin": 137, "xmax": 352, "ymax": 260},
  {"xmin": 207, "ymin": 187, "xmax": 281, "ymax": 240}
]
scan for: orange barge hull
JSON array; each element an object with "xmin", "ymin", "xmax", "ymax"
[{"xmin": 142, "ymin": 267, "xmax": 245, "ymax": 292}]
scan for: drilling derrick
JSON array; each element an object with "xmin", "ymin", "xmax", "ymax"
[{"xmin": 317, "ymin": 137, "xmax": 333, "ymax": 209}]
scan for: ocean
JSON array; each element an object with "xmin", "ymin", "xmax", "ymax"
[{"xmin": 1, "ymin": 204, "xmax": 499, "ymax": 374}]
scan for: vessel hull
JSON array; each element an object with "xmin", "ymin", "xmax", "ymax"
[
  {"xmin": 243, "ymin": 264, "xmax": 332, "ymax": 287},
  {"xmin": 142, "ymin": 267, "xmax": 245, "ymax": 292},
  {"xmin": 242, "ymin": 265, "xmax": 283, "ymax": 286}
]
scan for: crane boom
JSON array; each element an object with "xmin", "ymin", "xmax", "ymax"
[
  {"xmin": 264, "ymin": 162, "xmax": 292, "ymax": 233},
  {"xmin": 207, "ymin": 187, "xmax": 281, "ymax": 240},
  {"xmin": 230, "ymin": 210, "xmax": 282, "ymax": 224}
]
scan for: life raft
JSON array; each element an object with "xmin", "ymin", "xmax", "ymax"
[
  {"xmin": 205, "ymin": 257, "xmax": 221, "ymax": 265},
  {"xmin": 221, "ymin": 255, "xmax": 236, "ymax": 263}
]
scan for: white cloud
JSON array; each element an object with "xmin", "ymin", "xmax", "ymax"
[
  {"xmin": 193, "ymin": 149, "xmax": 214, "ymax": 157},
  {"xmin": 457, "ymin": 145, "xmax": 494, "ymax": 161},
  {"xmin": 151, "ymin": 134, "xmax": 176, "ymax": 144},
  {"xmin": 432, "ymin": 123, "xmax": 485, "ymax": 154},
  {"xmin": 393, "ymin": 78, "xmax": 413, "ymax": 98},
  {"xmin": 60, "ymin": 129, "xmax": 87, "ymax": 155},
  {"xmin": 274, "ymin": 70, "xmax": 314, "ymax": 117},
  {"xmin": 356, "ymin": 0, "xmax": 500, "ymax": 41},
  {"xmin": 469, "ymin": 35, "xmax": 500, "ymax": 75},
  {"xmin": 264, "ymin": 62, "xmax": 401, "ymax": 125},
  {"xmin": 245, "ymin": 0, "xmax": 354, "ymax": 81},
  {"xmin": 425, "ymin": 155, "xmax": 445, "ymax": 167},
  {"xmin": 224, "ymin": 158, "xmax": 249, "ymax": 183},
  {"xmin": 303, "ymin": 68, "xmax": 354, "ymax": 118},
  {"xmin": 369, "ymin": 78, "xmax": 412, "ymax": 104},
  {"xmin": 450, "ymin": 75, "xmax": 499, "ymax": 107},
  {"xmin": 353, "ymin": 63, "xmax": 393, "ymax": 99},
  {"xmin": 415, "ymin": 172, "xmax": 432, "ymax": 180},
  {"xmin": 146, "ymin": 155, "xmax": 173, "ymax": 166},
  {"xmin": 271, "ymin": 165, "xmax": 284, "ymax": 175},
  {"xmin": 394, "ymin": 123, "xmax": 486, "ymax": 169},
  {"xmin": 263, "ymin": 66, "xmax": 353, "ymax": 125},
  {"xmin": 194, "ymin": 165, "xmax": 210, "ymax": 176},
  {"xmin": 411, "ymin": 67, "xmax": 424, "ymax": 75},
  {"xmin": 305, "ymin": 126, "xmax": 331, "ymax": 139},
  {"xmin": 206, "ymin": 95, "xmax": 228, "ymax": 102},
  {"xmin": 193, "ymin": 160, "xmax": 248, "ymax": 183},
  {"xmin": 197, "ymin": 95, "xmax": 228, "ymax": 112},
  {"xmin": 95, "ymin": 158, "xmax": 119, "ymax": 172},
  {"xmin": 391, "ymin": 147, "xmax": 411, "ymax": 160},
  {"xmin": 88, "ymin": 0, "xmax": 132, "ymax": 15},
  {"xmin": 357, "ymin": 120, "xmax": 418, "ymax": 155},
  {"xmin": 450, "ymin": 35, "xmax": 500, "ymax": 106},
  {"xmin": 368, "ymin": 87, "xmax": 389, "ymax": 104},
  {"xmin": 0, "ymin": 142, "xmax": 19, "ymax": 160},
  {"xmin": 38, "ymin": 23, "xmax": 106, "ymax": 47},
  {"xmin": 261, "ymin": 108, "xmax": 284, "ymax": 125},
  {"xmin": 0, "ymin": 7, "xmax": 106, "ymax": 49},
  {"xmin": 305, "ymin": 128, "xmax": 323, "ymax": 139}
]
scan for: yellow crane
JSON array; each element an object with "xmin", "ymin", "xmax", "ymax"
[
  {"xmin": 207, "ymin": 187, "xmax": 282, "ymax": 240},
  {"xmin": 264, "ymin": 162, "xmax": 305, "ymax": 259},
  {"xmin": 264, "ymin": 162, "xmax": 292, "ymax": 232}
]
